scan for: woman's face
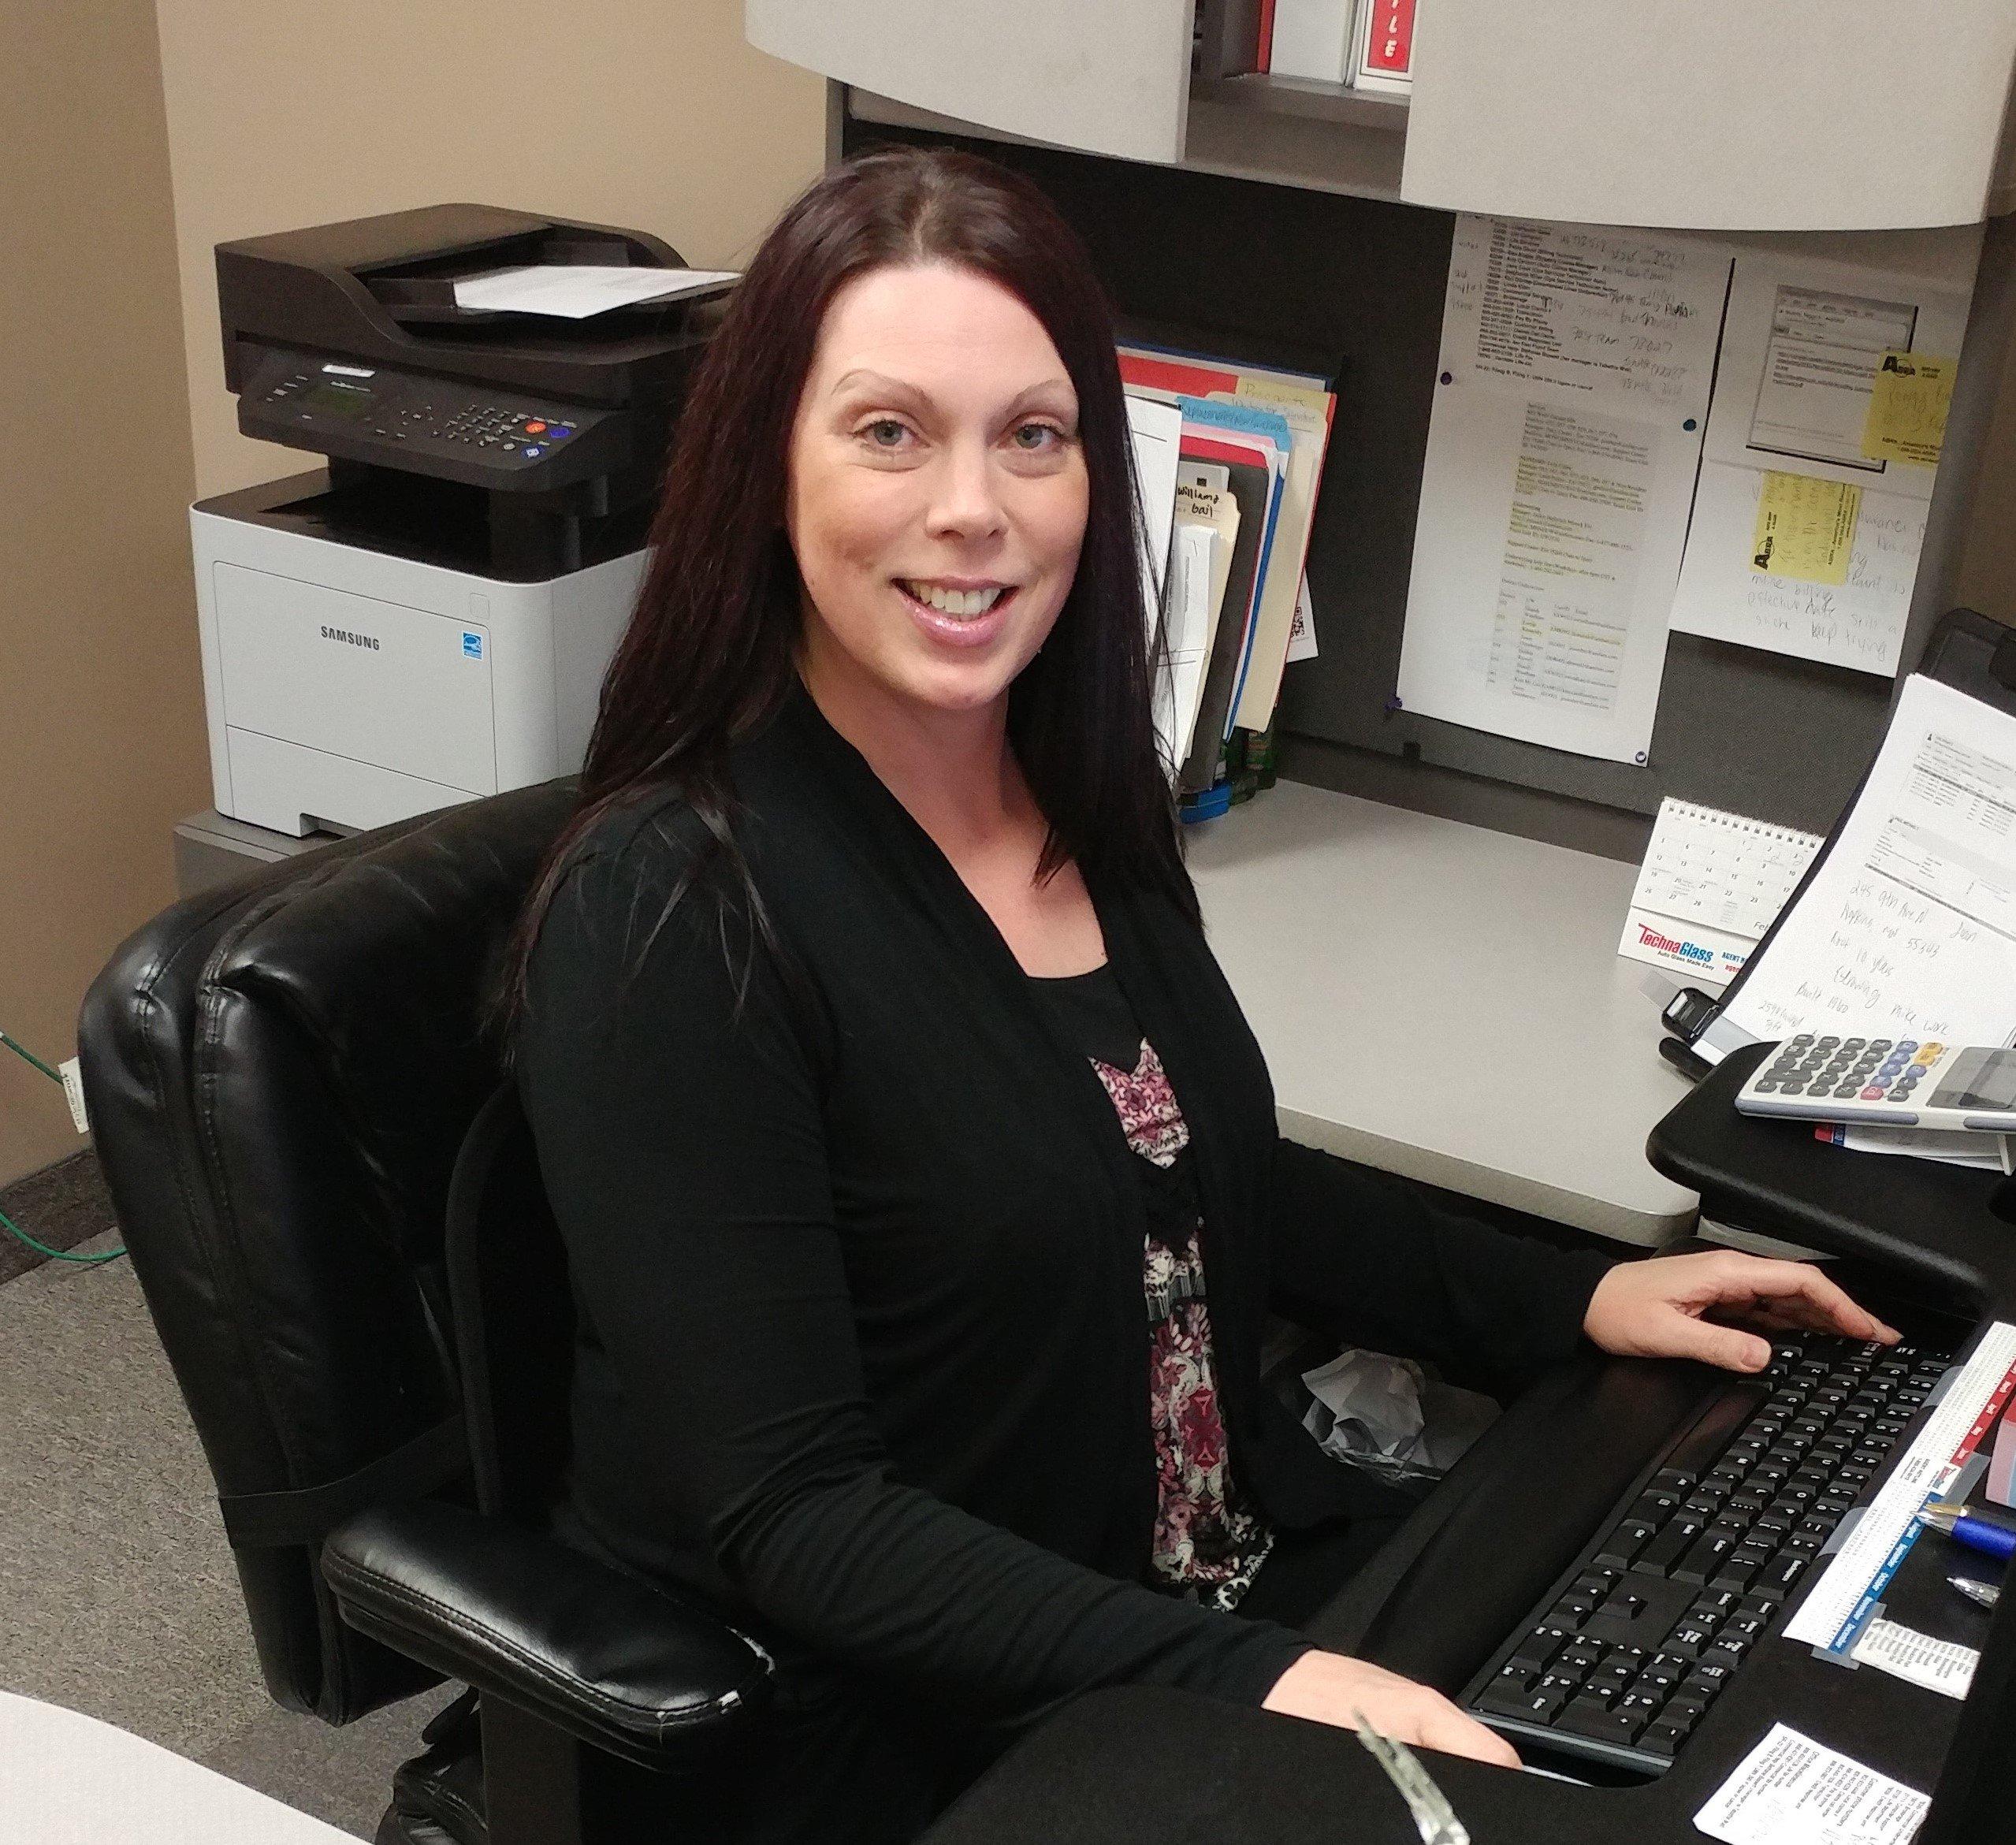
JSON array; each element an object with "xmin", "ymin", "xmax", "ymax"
[{"xmin": 786, "ymin": 262, "xmax": 1089, "ymax": 721}]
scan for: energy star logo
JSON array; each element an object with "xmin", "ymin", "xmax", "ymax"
[{"xmin": 320, "ymin": 625, "xmax": 380, "ymax": 651}]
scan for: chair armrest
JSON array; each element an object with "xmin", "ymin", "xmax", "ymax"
[{"xmin": 322, "ymin": 1500, "xmax": 773, "ymax": 1771}]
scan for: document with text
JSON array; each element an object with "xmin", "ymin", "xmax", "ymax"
[
  {"xmin": 1397, "ymin": 216, "xmax": 1726, "ymax": 762},
  {"xmin": 1717, "ymin": 673, "xmax": 2016, "ymax": 1055},
  {"xmin": 1669, "ymin": 229, "xmax": 1981, "ymax": 678}
]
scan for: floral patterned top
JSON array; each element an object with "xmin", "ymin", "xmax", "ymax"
[{"xmin": 1028, "ymin": 965, "xmax": 1275, "ymax": 1611}]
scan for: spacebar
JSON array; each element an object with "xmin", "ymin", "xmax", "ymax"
[{"xmin": 1664, "ymin": 1382, "xmax": 1770, "ymax": 1477}]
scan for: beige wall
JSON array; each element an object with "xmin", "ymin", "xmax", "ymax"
[
  {"xmin": 154, "ymin": 0, "xmax": 828, "ymax": 498},
  {"xmin": 0, "ymin": 2, "xmax": 208, "ymax": 1187}
]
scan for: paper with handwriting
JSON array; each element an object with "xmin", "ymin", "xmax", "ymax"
[
  {"xmin": 1720, "ymin": 673, "xmax": 2016, "ymax": 1051},
  {"xmin": 1669, "ymin": 229, "xmax": 1981, "ymax": 676}
]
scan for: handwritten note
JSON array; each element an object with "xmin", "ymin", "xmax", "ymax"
[
  {"xmin": 1671, "ymin": 467, "xmax": 1925, "ymax": 677},
  {"xmin": 1719, "ymin": 674, "xmax": 2016, "ymax": 1052},
  {"xmin": 1440, "ymin": 218, "xmax": 1717, "ymax": 411},
  {"xmin": 1751, "ymin": 471, "xmax": 1861, "ymax": 585},
  {"xmin": 1863, "ymin": 350, "xmax": 1957, "ymax": 470}
]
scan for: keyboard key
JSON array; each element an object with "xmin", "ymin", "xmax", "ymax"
[
  {"xmin": 1640, "ymin": 1719, "xmax": 1691, "ymax": 1759},
  {"xmin": 1508, "ymin": 1631, "xmax": 1564, "ymax": 1676},
  {"xmin": 1640, "ymin": 1516, "xmax": 1706, "ymax": 1575},
  {"xmin": 1674, "ymin": 1530, "xmax": 1739, "ymax": 1584},
  {"xmin": 1754, "ymin": 1553, "xmax": 1810, "ymax": 1600},
  {"xmin": 1594, "ymin": 1519, "xmax": 1659, "ymax": 1570},
  {"xmin": 1555, "ymin": 1697, "xmax": 1648, "ymax": 1745},
  {"xmin": 1638, "ymin": 1653, "xmax": 1687, "ymax": 1691},
  {"xmin": 1666, "ymin": 1623, "xmax": 1715, "ymax": 1660},
  {"xmin": 1479, "ymin": 1668, "xmax": 1541, "ymax": 1718}
]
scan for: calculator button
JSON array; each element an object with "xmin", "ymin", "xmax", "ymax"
[
  {"xmin": 1790, "ymin": 1035, "xmax": 1814, "ymax": 1047},
  {"xmin": 1780, "ymin": 1083, "xmax": 1807, "ymax": 1095},
  {"xmin": 1754, "ymin": 1080, "xmax": 1780, "ymax": 1093},
  {"xmin": 1834, "ymin": 1085, "xmax": 1862, "ymax": 1099},
  {"xmin": 1816, "ymin": 1037, "xmax": 1840, "ymax": 1049},
  {"xmin": 1841, "ymin": 1040, "xmax": 1866, "ymax": 1053},
  {"xmin": 1869, "ymin": 1040, "xmax": 1892, "ymax": 1053},
  {"xmin": 1860, "ymin": 1088, "xmax": 1885, "ymax": 1100}
]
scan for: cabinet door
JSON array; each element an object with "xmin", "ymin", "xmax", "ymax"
[
  {"xmin": 1402, "ymin": 0, "xmax": 2016, "ymax": 231},
  {"xmin": 746, "ymin": 0, "xmax": 1194, "ymax": 165}
]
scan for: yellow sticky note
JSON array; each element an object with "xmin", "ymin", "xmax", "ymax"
[
  {"xmin": 1750, "ymin": 471, "xmax": 1861, "ymax": 586},
  {"xmin": 1862, "ymin": 349, "xmax": 1955, "ymax": 469}
]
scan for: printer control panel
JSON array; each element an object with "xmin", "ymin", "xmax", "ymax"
[{"xmin": 243, "ymin": 352, "xmax": 612, "ymax": 488}]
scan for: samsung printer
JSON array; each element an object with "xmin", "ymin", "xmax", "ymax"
[{"xmin": 192, "ymin": 203, "xmax": 726, "ymax": 835}]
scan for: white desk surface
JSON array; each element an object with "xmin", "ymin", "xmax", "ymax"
[
  {"xmin": 0, "ymin": 1690, "xmax": 355, "ymax": 1843},
  {"xmin": 1188, "ymin": 779, "xmax": 1699, "ymax": 1248}
]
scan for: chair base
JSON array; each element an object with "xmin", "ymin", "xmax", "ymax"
[{"xmin": 378, "ymin": 1687, "xmax": 487, "ymax": 1845}]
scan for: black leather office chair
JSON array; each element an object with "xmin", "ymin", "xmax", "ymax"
[{"xmin": 77, "ymin": 785, "xmax": 774, "ymax": 1845}]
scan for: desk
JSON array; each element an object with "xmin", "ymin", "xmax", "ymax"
[
  {"xmin": 920, "ymin": 1051, "xmax": 2013, "ymax": 1845},
  {"xmin": 1189, "ymin": 779, "xmax": 1698, "ymax": 1247},
  {"xmin": 0, "ymin": 1691, "xmax": 355, "ymax": 1843}
]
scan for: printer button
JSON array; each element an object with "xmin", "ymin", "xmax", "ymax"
[
  {"xmin": 525, "ymin": 420, "xmax": 548, "ymax": 435},
  {"xmin": 523, "ymin": 445, "xmax": 545, "ymax": 459}
]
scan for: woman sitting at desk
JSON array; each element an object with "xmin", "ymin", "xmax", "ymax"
[{"xmin": 508, "ymin": 147, "xmax": 1897, "ymax": 1843}]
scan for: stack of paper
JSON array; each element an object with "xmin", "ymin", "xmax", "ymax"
[
  {"xmin": 1120, "ymin": 344, "xmax": 1337, "ymax": 805},
  {"xmin": 451, "ymin": 265, "xmax": 738, "ymax": 319}
]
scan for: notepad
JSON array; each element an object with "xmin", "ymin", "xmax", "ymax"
[{"xmin": 1618, "ymin": 799, "xmax": 1822, "ymax": 985}]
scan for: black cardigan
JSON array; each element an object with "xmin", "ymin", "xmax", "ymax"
[{"xmin": 516, "ymin": 679, "xmax": 1615, "ymax": 1727}]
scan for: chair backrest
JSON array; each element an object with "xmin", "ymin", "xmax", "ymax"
[
  {"xmin": 77, "ymin": 779, "xmax": 577, "ymax": 1725},
  {"xmin": 445, "ymin": 1082, "xmax": 576, "ymax": 1527}
]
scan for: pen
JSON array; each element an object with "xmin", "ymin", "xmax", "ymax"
[
  {"xmin": 1922, "ymin": 1499, "xmax": 2016, "ymax": 1564},
  {"xmin": 1949, "ymin": 1574, "xmax": 2002, "ymax": 1609}
]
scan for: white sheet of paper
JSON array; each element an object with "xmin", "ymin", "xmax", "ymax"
[
  {"xmin": 1285, "ymin": 573, "xmax": 1319, "ymax": 663},
  {"xmin": 1694, "ymin": 1724, "xmax": 1929, "ymax": 1845},
  {"xmin": 452, "ymin": 265, "xmax": 738, "ymax": 318},
  {"xmin": 1125, "ymin": 394, "xmax": 1184, "ymax": 630},
  {"xmin": 1671, "ymin": 467, "xmax": 1927, "ymax": 677},
  {"xmin": 1850, "ymin": 1618, "xmax": 1979, "ymax": 1700},
  {"xmin": 1670, "ymin": 228, "xmax": 1981, "ymax": 675},
  {"xmin": 1158, "ymin": 523, "xmax": 1219, "ymax": 771},
  {"xmin": 1396, "ymin": 216, "xmax": 1725, "ymax": 763},
  {"xmin": 1715, "ymin": 675, "xmax": 2016, "ymax": 1055}
]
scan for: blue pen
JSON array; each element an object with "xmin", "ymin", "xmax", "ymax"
[{"xmin": 1922, "ymin": 1499, "xmax": 2016, "ymax": 1563}]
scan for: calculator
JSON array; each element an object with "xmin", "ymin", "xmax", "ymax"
[{"xmin": 1735, "ymin": 1036, "xmax": 2016, "ymax": 1132}]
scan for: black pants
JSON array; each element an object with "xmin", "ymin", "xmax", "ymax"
[{"xmin": 583, "ymin": 1516, "xmax": 1408, "ymax": 1845}]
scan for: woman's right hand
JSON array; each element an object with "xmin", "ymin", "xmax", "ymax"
[{"xmin": 1261, "ymin": 1650, "xmax": 1523, "ymax": 1768}]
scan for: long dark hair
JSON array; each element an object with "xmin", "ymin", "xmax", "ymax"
[{"xmin": 499, "ymin": 145, "xmax": 1193, "ymax": 1034}]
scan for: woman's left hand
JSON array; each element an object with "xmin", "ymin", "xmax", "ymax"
[{"xmin": 1583, "ymin": 1250, "xmax": 1901, "ymax": 1374}]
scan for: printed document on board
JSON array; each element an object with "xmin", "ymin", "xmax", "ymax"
[
  {"xmin": 1669, "ymin": 227, "xmax": 1982, "ymax": 678},
  {"xmin": 1395, "ymin": 216, "xmax": 1727, "ymax": 762},
  {"xmin": 1713, "ymin": 673, "xmax": 2016, "ymax": 1056}
]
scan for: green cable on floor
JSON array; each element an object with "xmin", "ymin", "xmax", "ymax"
[
  {"xmin": 1, "ymin": 1029, "xmax": 125, "ymax": 1266},
  {"xmin": 1, "ymin": 1202, "xmax": 123, "ymax": 1266}
]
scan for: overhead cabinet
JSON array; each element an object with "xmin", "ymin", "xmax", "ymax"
[{"xmin": 753, "ymin": 0, "xmax": 2016, "ymax": 229}]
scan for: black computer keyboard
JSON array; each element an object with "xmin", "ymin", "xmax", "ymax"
[{"xmin": 1463, "ymin": 1330, "xmax": 1955, "ymax": 1774}]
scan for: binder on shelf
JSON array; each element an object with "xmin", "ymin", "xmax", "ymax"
[{"xmin": 1118, "ymin": 341, "xmax": 1337, "ymax": 755}]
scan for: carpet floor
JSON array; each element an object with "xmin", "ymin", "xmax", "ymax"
[{"xmin": 0, "ymin": 1161, "xmax": 459, "ymax": 1836}]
